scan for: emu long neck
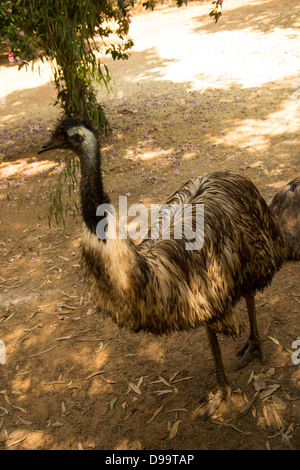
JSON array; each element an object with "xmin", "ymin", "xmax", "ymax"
[{"xmin": 78, "ymin": 133, "xmax": 110, "ymax": 234}]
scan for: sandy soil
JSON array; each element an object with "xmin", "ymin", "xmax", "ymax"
[{"xmin": 0, "ymin": 0, "xmax": 299, "ymax": 450}]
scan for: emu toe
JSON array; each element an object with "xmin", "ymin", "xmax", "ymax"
[
  {"xmin": 200, "ymin": 386, "xmax": 232, "ymax": 420},
  {"xmin": 235, "ymin": 338, "xmax": 266, "ymax": 370}
]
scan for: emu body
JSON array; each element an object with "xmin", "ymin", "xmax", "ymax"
[
  {"xmin": 269, "ymin": 177, "xmax": 300, "ymax": 260},
  {"xmin": 81, "ymin": 173, "xmax": 285, "ymax": 337},
  {"xmin": 39, "ymin": 117, "xmax": 287, "ymax": 418}
]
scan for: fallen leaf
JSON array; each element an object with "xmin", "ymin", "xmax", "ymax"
[
  {"xmin": 247, "ymin": 370, "xmax": 255, "ymax": 385},
  {"xmin": 153, "ymin": 390, "xmax": 174, "ymax": 396},
  {"xmin": 267, "ymin": 336, "xmax": 280, "ymax": 345},
  {"xmin": 260, "ymin": 384, "xmax": 280, "ymax": 398},
  {"xmin": 272, "ymin": 409, "xmax": 283, "ymax": 430},
  {"xmin": 52, "ymin": 421, "xmax": 63, "ymax": 427},
  {"xmin": 263, "ymin": 404, "xmax": 271, "ymax": 426},
  {"xmin": 159, "ymin": 375, "xmax": 172, "ymax": 387},
  {"xmin": 110, "ymin": 397, "xmax": 117, "ymax": 410},
  {"xmin": 101, "ymin": 376, "xmax": 116, "ymax": 384},
  {"xmin": 147, "ymin": 405, "xmax": 163, "ymax": 423},
  {"xmin": 129, "ymin": 382, "xmax": 141, "ymax": 395},
  {"xmin": 84, "ymin": 371, "xmax": 105, "ymax": 381},
  {"xmin": 171, "ymin": 376, "xmax": 193, "ymax": 384},
  {"xmin": 6, "ymin": 437, "xmax": 27, "ymax": 448},
  {"xmin": 4, "ymin": 395, "xmax": 11, "ymax": 405},
  {"xmin": 210, "ymin": 420, "xmax": 252, "ymax": 435},
  {"xmin": 1, "ymin": 312, "xmax": 16, "ymax": 323},
  {"xmin": 18, "ymin": 416, "xmax": 33, "ymax": 425},
  {"xmin": 46, "ymin": 380, "xmax": 67, "ymax": 385},
  {"xmin": 253, "ymin": 376, "xmax": 266, "ymax": 392},
  {"xmin": 169, "ymin": 420, "xmax": 181, "ymax": 439},
  {"xmin": 12, "ymin": 405, "xmax": 27, "ymax": 414},
  {"xmin": 29, "ymin": 347, "xmax": 56, "ymax": 358},
  {"xmin": 272, "ymin": 396, "xmax": 287, "ymax": 410},
  {"xmin": 137, "ymin": 376, "xmax": 144, "ymax": 388},
  {"xmin": 281, "ymin": 432, "xmax": 294, "ymax": 450},
  {"xmin": 243, "ymin": 393, "xmax": 249, "ymax": 403},
  {"xmin": 285, "ymin": 422, "xmax": 294, "ymax": 436},
  {"xmin": 58, "ymin": 255, "xmax": 69, "ymax": 262},
  {"xmin": 169, "ymin": 371, "xmax": 180, "ymax": 382},
  {"xmin": 95, "ymin": 341, "xmax": 107, "ymax": 352},
  {"xmin": 259, "ymin": 368, "xmax": 275, "ymax": 379},
  {"xmin": 167, "ymin": 408, "xmax": 189, "ymax": 413}
]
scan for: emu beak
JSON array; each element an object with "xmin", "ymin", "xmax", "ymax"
[{"xmin": 38, "ymin": 138, "xmax": 64, "ymax": 154}]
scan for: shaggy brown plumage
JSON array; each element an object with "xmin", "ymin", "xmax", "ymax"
[
  {"xmin": 269, "ymin": 177, "xmax": 300, "ymax": 260},
  {"xmin": 81, "ymin": 172, "xmax": 285, "ymax": 337},
  {"xmin": 39, "ymin": 117, "xmax": 287, "ymax": 418}
]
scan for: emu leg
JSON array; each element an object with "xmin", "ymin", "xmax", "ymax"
[
  {"xmin": 235, "ymin": 293, "xmax": 266, "ymax": 370},
  {"xmin": 201, "ymin": 324, "xmax": 231, "ymax": 420}
]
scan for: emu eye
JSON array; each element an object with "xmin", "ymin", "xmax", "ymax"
[{"xmin": 58, "ymin": 134, "xmax": 66, "ymax": 141}]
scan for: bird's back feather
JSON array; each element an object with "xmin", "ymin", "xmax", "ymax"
[
  {"xmin": 82, "ymin": 172, "xmax": 286, "ymax": 335},
  {"xmin": 269, "ymin": 177, "xmax": 300, "ymax": 260}
]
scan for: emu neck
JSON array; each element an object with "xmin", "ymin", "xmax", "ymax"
[{"xmin": 78, "ymin": 141, "xmax": 110, "ymax": 234}]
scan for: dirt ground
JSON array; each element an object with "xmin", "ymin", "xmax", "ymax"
[{"xmin": 0, "ymin": 0, "xmax": 299, "ymax": 451}]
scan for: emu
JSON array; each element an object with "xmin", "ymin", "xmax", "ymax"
[
  {"xmin": 269, "ymin": 177, "xmax": 300, "ymax": 261},
  {"xmin": 39, "ymin": 117, "xmax": 287, "ymax": 418}
]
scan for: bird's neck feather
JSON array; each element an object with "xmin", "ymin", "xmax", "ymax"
[{"xmin": 77, "ymin": 129, "xmax": 110, "ymax": 233}]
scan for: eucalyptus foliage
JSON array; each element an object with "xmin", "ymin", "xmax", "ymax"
[
  {"xmin": 209, "ymin": 0, "xmax": 223, "ymax": 23},
  {"xmin": 142, "ymin": 0, "xmax": 223, "ymax": 22},
  {"xmin": 1, "ymin": 0, "xmax": 134, "ymax": 127}
]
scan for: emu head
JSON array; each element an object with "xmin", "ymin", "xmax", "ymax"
[{"xmin": 38, "ymin": 117, "xmax": 99, "ymax": 162}]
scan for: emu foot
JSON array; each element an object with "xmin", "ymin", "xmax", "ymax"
[
  {"xmin": 235, "ymin": 338, "xmax": 266, "ymax": 370},
  {"xmin": 199, "ymin": 386, "xmax": 232, "ymax": 420}
]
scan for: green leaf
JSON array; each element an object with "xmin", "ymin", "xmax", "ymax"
[{"xmin": 109, "ymin": 397, "xmax": 117, "ymax": 410}]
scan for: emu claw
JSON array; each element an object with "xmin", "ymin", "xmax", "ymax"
[
  {"xmin": 200, "ymin": 386, "xmax": 232, "ymax": 420},
  {"xmin": 235, "ymin": 339, "xmax": 266, "ymax": 370}
]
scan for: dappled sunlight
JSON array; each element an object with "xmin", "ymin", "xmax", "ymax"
[
  {"xmin": 149, "ymin": 28, "xmax": 299, "ymax": 89},
  {"xmin": 134, "ymin": 149, "xmax": 170, "ymax": 160},
  {"xmin": 0, "ymin": 77, "xmax": 56, "ymax": 132},
  {"xmin": 102, "ymin": 37, "xmax": 298, "ymax": 92},
  {"xmin": 119, "ymin": 0, "xmax": 300, "ymax": 90},
  {"xmin": 0, "ymin": 158, "xmax": 56, "ymax": 179},
  {"xmin": 11, "ymin": 376, "xmax": 32, "ymax": 395},
  {"xmin": 182, "ymin": 151, "xmax": 198, "ymax": 161},
  {"xmin": 213, "ymin": 90, "xmax": 299, "ymax": 152},
  {"xmin": 4, "ymin": 428, "xmax": 52, "ymax": 450},
  {"xmin": 270, "ymin": 178, "xmax": 296, "ymax": 189},
  {"xmin": 19, "ymin": 430, "xmax": 52, "ymax": 450},
  {"xmin": 0, "ymin": 59, "xmax": 52, "ymax": 98},
  {"xmin": 192, "ymin": 0, "xmax": 300, "ymax": 35}
]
